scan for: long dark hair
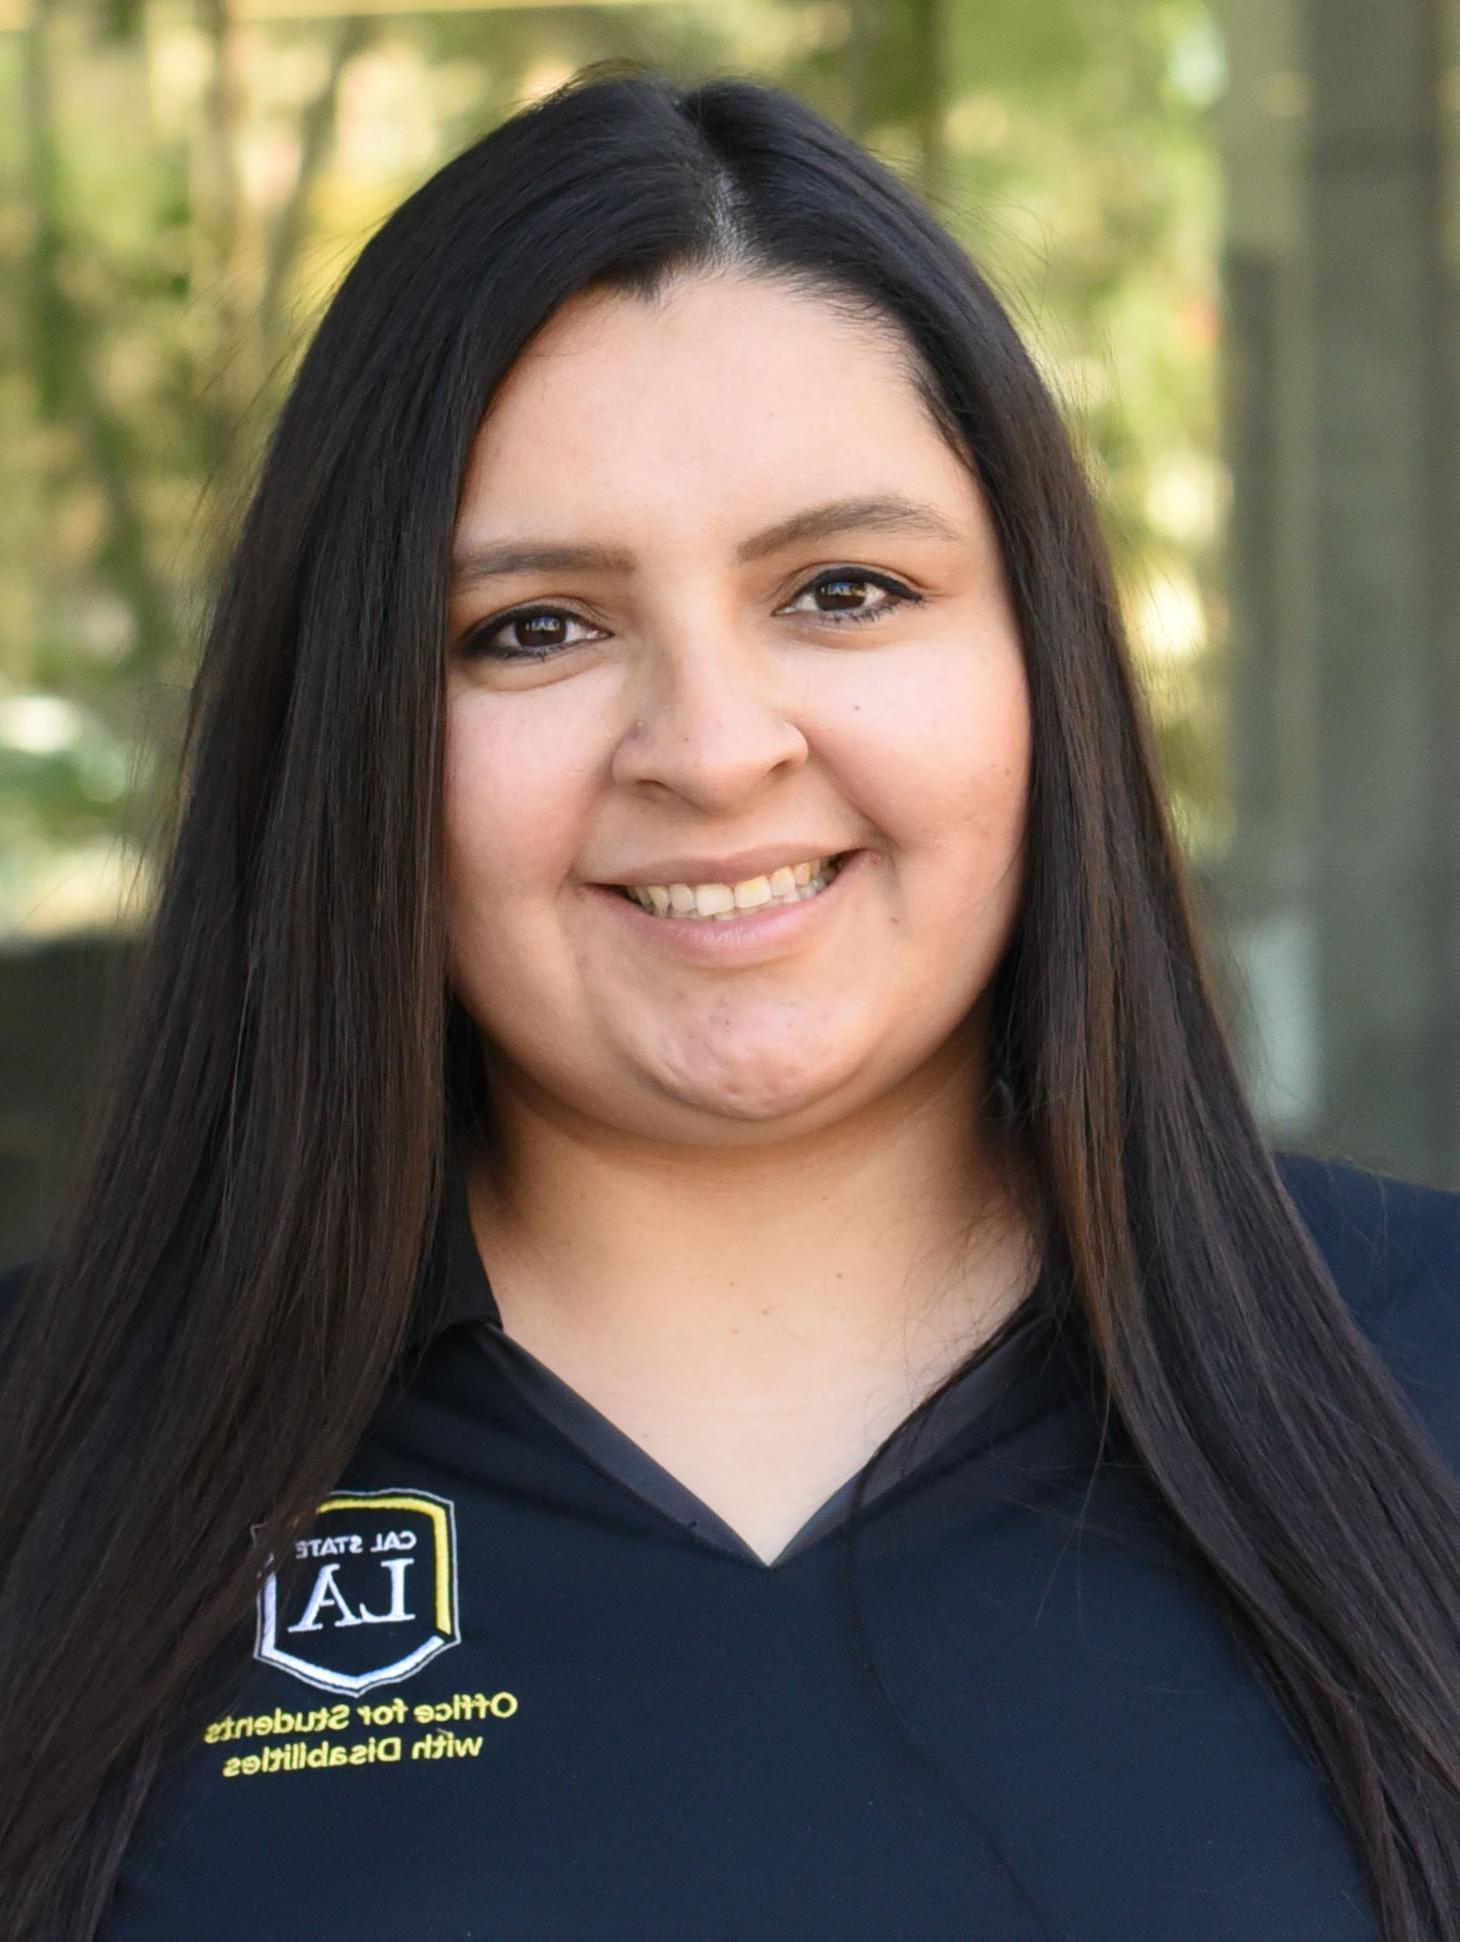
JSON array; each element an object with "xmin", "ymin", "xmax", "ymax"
[{"xmin": 2, "ymin": 60, "xmax": 1459, "ymax": 1941}]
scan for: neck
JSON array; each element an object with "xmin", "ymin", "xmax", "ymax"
[{"xmin": 459, "ymin": 1027, "xmax": 1037, "ymax": 1415}]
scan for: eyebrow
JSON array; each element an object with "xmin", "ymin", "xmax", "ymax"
[{"xmin": 447, "ymin": 493, "xmax": 965, "ymax": 591}]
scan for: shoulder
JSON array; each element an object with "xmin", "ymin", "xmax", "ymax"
[
  {"xmin": 1275, "ymin": 1149, "xmax": 1460, "ymax": 1466},
  {"xmin": 1275, "ymin": 1150, "xmax": 1460, "ymax": 1326}
]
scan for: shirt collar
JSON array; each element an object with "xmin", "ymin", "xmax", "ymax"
[{"xmin": 407, "ymin": 1152, "xmax": 503, "ymax": 1350}]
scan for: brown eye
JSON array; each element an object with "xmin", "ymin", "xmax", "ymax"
[
  {"xmin": 780, "ymin": 570, "xmax": 919, "ymax": 626},
  {"xmin": 460, "ymin": 607, "xmax": 603, "ymax": 663}
]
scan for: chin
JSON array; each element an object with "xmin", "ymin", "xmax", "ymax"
[{"xmin": 657, "ymin": 1054, "xmax": 869, "ymax": 1131}]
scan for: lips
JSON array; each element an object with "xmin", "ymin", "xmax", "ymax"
[{"xmin": 598, "ymin": 847, "xmax": 860, "ymax": 895}]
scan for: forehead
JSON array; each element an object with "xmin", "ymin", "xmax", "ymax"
[
  {"xmin": 454, "ymin": 274, "xmax": 980, "ymax": 543},
  {"xmin": 493, "ymin": 271, "xmax": 920, "ymax": 417}
]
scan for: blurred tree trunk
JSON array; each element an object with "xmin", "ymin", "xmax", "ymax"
[
  {"xmin": 194, "ymin": 0, "xmax": 368, "ymax": 585},
  {"xmin": 844, "ymin": 0, "xmax": 881, "ymax": 140},
  {"xmin": 842, "ymin": 0, "xmax": 949, "ymax": 205},
  {"xmin": 20, "ymin": 0, "xmax": 64, "ymax": 424},
  {"xmin": 195, "ymin": 0, "xmax": 253, "ymax": 519},
  {"xmin": 18, "ymin": 0, "xmax": 174, "ymax": 688},
  {"xmin": 259, "ymin": 15, "xmax": 372, "ymax": 370},
  {"xmin": 908, "ymin": 0, "xmax": 949, "ymax": 207}
]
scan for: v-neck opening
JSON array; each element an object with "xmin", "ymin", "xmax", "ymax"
[
  {"xmin": 434, "ymin": 1154, "xmax": 1070, "ymax": 1570},
  {"xmin": 466, "ymin": 1310, "xmax": 1055, "ymax": 1569}
]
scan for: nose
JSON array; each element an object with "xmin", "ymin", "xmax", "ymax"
[{"xmin": 609, "ymin": 627, "xmax": 809, "ymax": 812}]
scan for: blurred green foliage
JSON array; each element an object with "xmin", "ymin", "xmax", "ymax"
[{"xmin": 0, "ymin": 0, "xmax": 1225, "ymax": 935}]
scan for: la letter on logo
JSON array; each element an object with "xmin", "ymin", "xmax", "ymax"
[{"xmin": 254, "ymin": 1490, "xmax": 460, "ymax": 1695}]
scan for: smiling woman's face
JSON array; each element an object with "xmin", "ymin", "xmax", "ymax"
[{"xmin": 443, "ymin": 272, "xmax": 1031, "ymax": 1149}]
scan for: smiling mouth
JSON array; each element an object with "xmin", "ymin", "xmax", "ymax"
[{"xmin": 611, "ymin": 852, "xmax": 855, "ymax": 921}]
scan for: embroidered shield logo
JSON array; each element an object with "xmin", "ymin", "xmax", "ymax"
[{"xmin": 255, "ymin": 1489, "xmax": 460, "ymax": 1695}]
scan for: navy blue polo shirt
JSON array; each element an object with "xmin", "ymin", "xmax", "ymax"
[{"xmin": 8, "ymin": 1152, "xmax": 1460, "ymax": 1938}]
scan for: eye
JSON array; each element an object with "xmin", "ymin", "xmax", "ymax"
[
  {"xmin": 457, "ymin": 606, "xmax": 605, "ymax": 663},
  {"xmin": 778, "ymin": 568, "xmax": 920, "ymax": 627}
]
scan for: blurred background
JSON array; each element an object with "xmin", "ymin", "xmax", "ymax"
[{"xmin": 0, "ymin": 0, "xmax": 1456, "ymax": 1260}]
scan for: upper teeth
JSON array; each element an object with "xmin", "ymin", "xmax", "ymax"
[{"xmin": 621, "ymin": 856, "xmax": 840, "ymax": 918}]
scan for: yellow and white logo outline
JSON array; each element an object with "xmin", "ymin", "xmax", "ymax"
[{"xmin": 254, "ymin": 1488, "xmax": 461, "ymax": 1696}]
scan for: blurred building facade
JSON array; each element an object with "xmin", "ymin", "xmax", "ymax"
[{"xmin": 1220, "ymin": 0, "xmax": 1460, "ymax": 1188}]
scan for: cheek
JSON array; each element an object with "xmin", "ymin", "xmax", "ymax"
[
  {"xmin": 841, "ymin": 638, "xmax": 1030, "ymax": 886},
  {"xmin": 441, "ymin": 699, "xmax": 589, "ymax": 949}
]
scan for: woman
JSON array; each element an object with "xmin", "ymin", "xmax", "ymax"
[{"xmin": 2, "ymin": 60, "xmax": 1459, "ymax": 1942}]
